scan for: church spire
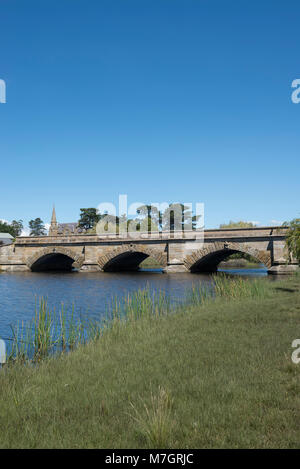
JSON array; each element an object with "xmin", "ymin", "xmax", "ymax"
[
  {"xmin": 49, "ymin": 205, "xmax": 58, "ymax": 235},
  {"xmin": 51, "ymin": 205, "xmax": 57, "ymax": 225}
]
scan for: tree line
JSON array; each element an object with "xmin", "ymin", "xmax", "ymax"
[
  {"xmin": 0, "ymin": 218, "xmax": 46, "ymax": 238},
  {"xmin": 77, "ymin": 204, "xmax": 201, "ymax": 233}
]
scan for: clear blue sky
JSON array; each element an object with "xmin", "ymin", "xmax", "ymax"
[{"xmin": 0, "ymin": 0, "xmax": 299, "ymax": 230}]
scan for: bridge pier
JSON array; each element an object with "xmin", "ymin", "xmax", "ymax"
[
  {"xmin": 79, "ymin": 264, "xmax": 101, "ymax": 272},
  {"xmin": 164, "ymin": 263, "xmax": 188, "ymax": 273},
  {"xmin": 268, "ymin": 264, "xmax": 299, "ymax": 275}
]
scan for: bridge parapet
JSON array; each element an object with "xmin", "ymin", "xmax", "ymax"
[
  {"xmin": 13, "ymin": 226, "xmax": 288, "ymax": 245},
  {"xmin": 0, "ymin": 226, "xmax": 297, "ymax": 274}
]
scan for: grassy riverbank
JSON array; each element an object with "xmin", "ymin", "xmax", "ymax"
[
  {"xmin": 218, "ymin": 258, "xmax": 262, "ymax": 269},
  {"xmin": 0, "ymin": 274, "xmax": 299, "ymax": 448},
  {"xmin": 139, "ymin": 257, "xmax": 162, "ymax": 269},
  {"xmin": 140, "ymin": 256, "xmax": 262, "ymax": 270}
]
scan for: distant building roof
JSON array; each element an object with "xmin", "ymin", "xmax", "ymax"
[
  {"xmin": 57, "ymin": 223, "xmax": 85, "ymax": 235},
  {"xmin": 48, "ymin": 206, "xmax": 86, "ymax": 236},
  {"xmin": 0, "ymin": 233, "xmax": 13, "ymax": 239}
]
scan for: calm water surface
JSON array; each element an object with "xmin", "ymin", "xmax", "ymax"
[{"xmin": 0, "ymin": 267, "xmax": 269, "ymax": 340}]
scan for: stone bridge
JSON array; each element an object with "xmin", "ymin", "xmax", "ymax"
[{"xmin": 0, "ymin": 227, "xmax": 298, "ymax": 274}]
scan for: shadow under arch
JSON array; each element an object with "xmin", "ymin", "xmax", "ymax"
[
  {"xmin": 184, "ymin": 241, "xmax": 272, "ymax": 273},
  {"xmin": 27, "ymin": 247, "xmax": 84, "ymax": 272},
  {"xmin": 98, "ymin": 244, "xmax": 167, "ymax": 272}
]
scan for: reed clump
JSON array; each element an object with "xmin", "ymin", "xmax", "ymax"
[
  {"xmin": 109, "ymin": 288, "xmax": 171, "ymax": 321},
  {"xmin": 8, "ymin": 298, "xmax": 99, "ymax": 363},
  {"xmin": 129, "ymin": 386, "xmax": 174, "ymax": 448},
  {"xmin": 213, "ymin": 273, "xmax": 268, "ymax": 299}
]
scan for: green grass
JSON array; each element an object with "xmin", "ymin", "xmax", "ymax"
[
  {"xmin": 0, "ymin": 275, "xmax": 300, "ymax": 448},
  {"xmin": 139, "ymin": 257, "xmax": 162, "ymax": 269},
  {"xmin": 219, "ymin": 259, "xmax": 262, "ymax": 269}
]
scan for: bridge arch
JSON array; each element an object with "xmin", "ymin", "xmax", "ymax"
[
  {"xmin": 26, "ymin": 247, "xmax": 84, "ymax": 272},
  {"xmin": 98, "ymin": 244, "xmax": 167, "ymax": 272},
  {"xmin": 184, "ymin": 241, "xmax": 272, "ymax": 273}
]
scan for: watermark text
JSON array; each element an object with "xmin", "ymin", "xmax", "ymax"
[
  {"xmin": 291, "ymin": 79, "xmax": 300, "ymax": 104},
  {"xmin": 0, "ymin": 79, "xmax": 6, "ymax": 103},
  {"xmin": 291, "ymin": 339, "xmax": 300, "ymax": 364}
]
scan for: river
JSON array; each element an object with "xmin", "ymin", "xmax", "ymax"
[{"xmin": 0, "ymin": 266, "xmax": 270, "ymax": 342}]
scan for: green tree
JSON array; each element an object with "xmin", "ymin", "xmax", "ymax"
[
  {"xmin": 135, "ymin": 204, "xmax": 201, "ymax": 232},
  {"xmin": 94, "ymin": 214, "xmax": 119, "ymax": 234},
  {"xmin": 0, "ymin": 221, "xmax": 15, "ymax": 237},
  {"xmin": 162, "ymin": 204, "xmax": 200, "ymax": 231},
  {"xmin": 78, "ymin": 208, "xmax": 101, "ymax": 231},
  {"xmin": 137, "ymin": 205, "xmax": 161, "ymax": 228},
  {"xmin": 139, "ymin": 216, "xmax": 159, "ymax": 233},
  {"xmin": 10, "ymin": 220, "xmax": 23, "ymax": 237},
  {"xmin": 284, "ymin": 218, "xmax": 300, "ymax": 262},
  {"xmin": 0, "ymin": 219, "xmax": 23, "ymax": 238},
  {"xmin": 220, "ymin": 220, "xmax": 257, "ymax": 229},
  {"xmin": 29, "ymin": 218, "xmax": 46, "ymax": 236}
]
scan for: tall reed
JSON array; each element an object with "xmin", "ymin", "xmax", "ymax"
[
  {"xmin": 129, "ymin": 386, "xmax": 174, "ymax": 448},
  {"xmin": 8, "ymin": 299, "xmax": 99, "ymax": 363},
  {"xmin": 109, "ymin": 287, "xmax": 171, "ymax": 321},
  {"xmin": 213, "ymin": 273, "xmax": 268, "ymax": 299},
  {"xmin": 34, "ymin": 298, "xmax": 57, "ymax": 359}
]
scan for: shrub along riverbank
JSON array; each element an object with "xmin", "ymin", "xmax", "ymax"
[{"xmin": 0, "ymin": 273, "xmax": 299, "ymax": 448}]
